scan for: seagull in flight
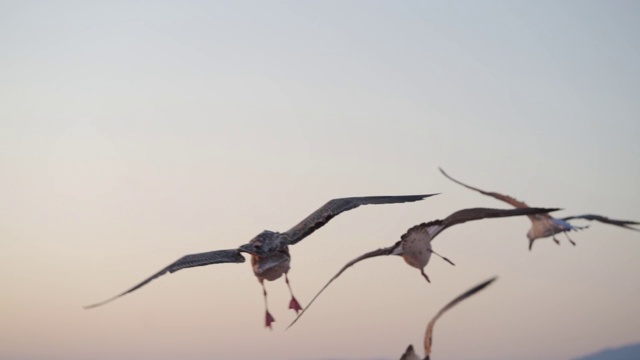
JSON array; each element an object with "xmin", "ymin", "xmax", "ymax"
[
  {"xmin": 400, "ymin": 277, "xmax": 497, "ymax": 360},
  {"xmin": 84, "ymin": 194, "xmax": 437, "ymax": 329},
  {"xmin": 439, "ymin": 167, "xmax": 639, "ymax": 250},
  {"xmin": 287, "ymin": 206, "xmax": 557, "ymax": 329}
]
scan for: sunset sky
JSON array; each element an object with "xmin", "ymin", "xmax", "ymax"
[{"xmin": 1, "ymin": 1, "xmax": 639, "ymax": 360}]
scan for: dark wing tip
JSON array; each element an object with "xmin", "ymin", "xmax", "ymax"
[
  {"xmin": 410, "ymin": 193, "xmax": 440, "ymax": 201},
  {"xmin": 444, "ymin": 276, "xmax": 498, "ymax": 311},
  {"xmin": 469, "ymin": 277, "xmax": 498, "ymax": 292},
  {"xmin": 460, "ymin": 276, "xmax": 498, "ymax": 302},
  {"xmin": 374, "ymin": 193, "xmax": 440, "ymax": 201},
  {"xmin": 438, "ymin": 167, "xmax": 452, "ymax": 178},
  {"xmin": 483, "ymin": 276, "xmax": 498, "ymax": 286},
  {"xmin": 537, "ymin": 207, "xmax": 562, "ymax": 213},
  {"xmin": 83, "ymin": 296, "xmax": 119, "ymax": 310},
  {"xmin": 407, "ymin": 193, "xmax": 441, "ymax": 202},
  {"xmin": 563, "ymin": 214, "xmax": 640, "ymax": 230}
]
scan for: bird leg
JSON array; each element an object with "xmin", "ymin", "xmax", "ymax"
[
  {"xmin": 420, "ymin": 268, "xmax": 431, "ymax": 283},
  {"xmin": 429, "ymin": 249, "xmax": 455, "ymax": 266},
  {"xmin": 285, "ymin": 273, "xmax": 303, "ymax": 314},
  {"xmin": 260, "ymin": 280, "xmax": 275, "ymax": 329},
  {"xmin": 564, "ymin": 232, "xmax": 576, "ymax": 246},
  {"xmin": 552, "ymin": 235, "xmax": 560, "ymax": 245}
]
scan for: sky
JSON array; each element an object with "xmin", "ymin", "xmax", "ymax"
[{"xmin": 1, "ymin": 1, "xmax": 639, "ymax": 359}]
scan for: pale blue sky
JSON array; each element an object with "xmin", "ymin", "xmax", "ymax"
[{"xmin": 1, "ymin": 1, "xmax": 639, "ymax": 360}]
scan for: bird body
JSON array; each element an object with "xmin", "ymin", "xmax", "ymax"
[
  {"xmin": 400, "ymin": 224, "xmax": 434, "ymax": 270},
  {"xmin": 251, "ymin": 247, "xmax": 291, "ymax": 282},
  {"xmin": 526, "ymin": 215, "xmax": 573, "ymax": 242}
]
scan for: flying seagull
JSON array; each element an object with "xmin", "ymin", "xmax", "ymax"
[
  {"xmin": 399, "ymin": 277, "xmax": 497, "ymax": 360},
  {"xmin": 84, "ymin": 194, "xmax": 437, "ymax": 329},
  {"xmin": 439, "ymin": 167, "xmax": 639, "ymax": 250},
  {"xmin": 287, "ymin": 206, "xmax": 558, "ymax": 329}
]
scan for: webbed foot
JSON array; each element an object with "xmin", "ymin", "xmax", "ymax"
[
  {"xmin": 289, "ymin": 296, "xmax": 303, "ymax": 314},
  {"xmin": 265, "ymin": 311, "xmax": 275, "ymax": 329}
]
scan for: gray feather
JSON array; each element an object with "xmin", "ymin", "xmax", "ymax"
[
  {"xmin": 84, "ymin": 249, "xmax": 245, "ymax": 309},
  {"xmin": 561, "ymin": 214, "xmax": 640, "ymax": 231},
  {"xmin": 285, "ymin": 194, "xmax": 438, "ymax": 245}
]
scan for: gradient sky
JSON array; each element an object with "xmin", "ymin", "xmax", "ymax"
[{"xmin": 1, "ymin": 1, "xmax": 639, "ymax": 360}]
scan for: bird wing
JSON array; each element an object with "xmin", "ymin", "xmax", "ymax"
[
  {"xmin": 286, "ymin": 245, "xmax": 397, "ymax": 329},
  {"xmin": 561, "ymin": 214, "xmax": 640, "ymax": 231},
  {"xmin": 284, "ymin": 194, "xmax": 438, "ymax": 245},
  {"xmin": 428, "ymin": 207, "xmax": 561, "ymax": 239},
  {"xmin": 423, "ymin": 277, "xmax": 497, "ymax": 358},
  {"xmin": 439, "ymin": 168, "xmax": 533, "ymax": 210},
  {"xmin": 84, "ymin": 249, "xmax": 245, "ymax": 309}
]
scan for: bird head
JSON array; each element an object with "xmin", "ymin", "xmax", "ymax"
[
  {"xmin": 399, "ymin": 344, "xmax": 421, "ymax": 360},
  {"xmin": 239, "ymin": 230, "xmax": 280, "ymax": 256}
]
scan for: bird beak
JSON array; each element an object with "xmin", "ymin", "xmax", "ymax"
[
  {"xmin": 528, "ymin": 238, "xmax": 534, "ymax": 251},
  {"xmin": 239, "ymin": 243, "xmax": 262, "ymax": 256}
]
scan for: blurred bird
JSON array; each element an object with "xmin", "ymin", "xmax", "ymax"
[
  {"xmin": 84, "ymin": 194, "xmax": 437, "ymax": 329},
  {"xmin": 400, "ymin": 277, "xmax": 497, "ymax": 360},
  {"xmin": 287, "ymin": 206, "xmax": 558, "ymax": 329},
  {"xmin": 440, "ymin": 167, "xmax": 639, "ymax": 250}
]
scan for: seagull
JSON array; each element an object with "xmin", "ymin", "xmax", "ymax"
[
  {"xmin": 399, "ymin": 277, "xmax": 497, "ymax": 360},
  {"xmin": 287, "ymin": 206, "xmax": 558, "ymax": 329},
  {"xmin": 84, "ymin": 194, "xmax": 437, "ymax": 329},
  {"xmin": 439, "ymin": 167, "xmax": 640, "ymax": 250}
]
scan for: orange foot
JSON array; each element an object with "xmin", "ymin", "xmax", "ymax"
[
  {"xmin": 289, "ymin": 296, "xmax": 303, "ymax": 314},
  {"xmin": 265, "ymin": 311, "xmax": 275, "ymax": 329}
]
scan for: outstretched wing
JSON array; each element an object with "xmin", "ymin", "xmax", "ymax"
[
  {"xmin": 561, "ymin": 214, "xmax": 640, "ymax": 231},
  {"xmin": 439, "ymin": 168, "xmax": 534, "ymax": 210},
  {"xmin": 284, "ymin": 194, "xmax": 438, "ymax": 245},
  {"xmin": 286, "ymin": 245, "xmax": 397, "ymax": 329},
  {"xmin": 84, "ymin": 249, "xmax": 245, "ymax": 309},
  {"xmin": 430, "ymin": 207, "xmax": 560, "ymax": 239},
  {"xmin": 424, "ymin": 277, "xmax": 497, "ymax": 358}
]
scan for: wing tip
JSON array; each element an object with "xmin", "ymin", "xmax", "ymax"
[
  {"xmin": 82, "ymin": 295, "xmax": 120, "ymax": 310},
  {"xmin": 285, "ymin": 319, "xmax": 297, "ymax": 331},
  {"xmin": 82, "ymin": 301, "xmax": 105, "ymax": 310},
  {"xmin": 438, "ymin": 167, "xmax": 451, "ymax": 177},
  {"xmin": 476, "ymin": 276, "xmax": 498, "ymax": 292}
]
